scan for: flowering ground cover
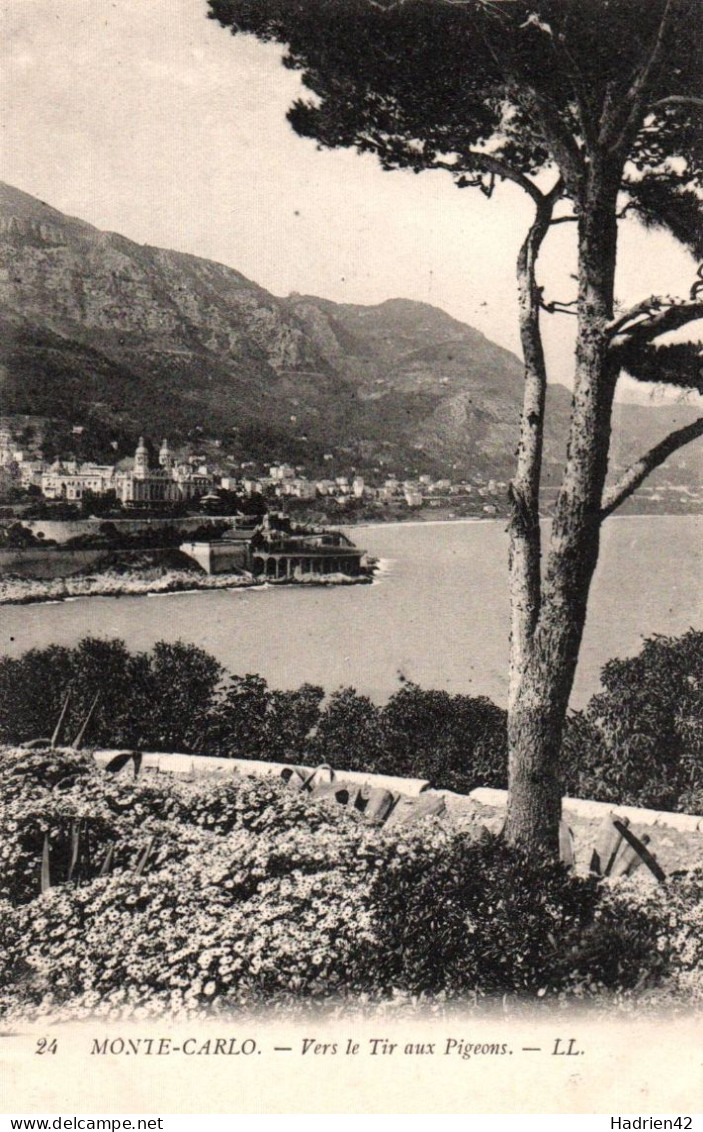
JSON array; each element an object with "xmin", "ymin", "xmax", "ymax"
[{"xmin": 0, "ymin": 747, "xmax": 700, "ymax": 1021}]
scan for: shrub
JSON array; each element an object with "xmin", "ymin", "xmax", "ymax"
[
  {"xmin": 207, "ymin": 677, "xmax": 325, "ymax": 764},
  {"xmin": 0, "ymin": 638, "xmax": 223, "ymax": 752},
  {"xmin": 0, "ymin": 750, "xmax": 213, "ymax": 905},
  {"xmin": 0, "ymin": 746, "xmax": 367, "ymax": 907},
  {"xmin": 0, "ymin": 855, "xmax": 377, "ymax": 1018},
  {"xmin": 0, "ymin": 759, "xmax": 379, "ymax": 1018},
  {"xmin": 0, "ymin": 748, "xmax": 96, "ymax": 797},
  {"xmin": 308, "ymin": 683, "xmax": 508, "ymax": 792},
  {"xmin": 14, "ymin": 632, "xmax": 700, "ymax": 814},
  {"xmin": 562, "ymin": 869, "xmax": 703, "ymax": 1003},
  {"xmin": 367, "ymin": 830, "xmax": 601, "ymax": 998},
  {"xmin": 182, "ymin": 774, "xmax": 362, "ymax": 837},
  {"xmin": 308, "ymin": 686, "xmax": 394, "ymax": 773},
  {"xmin": 380, "ymin": 684, "xmax": 508, "ymax": 791},
  {"xmin": 562, "ymin": 630, "xmax": 703, "ymax": 812},
  {"xmin": 0, "ymin": 639, "xmax": 509, "ymax": 795}
]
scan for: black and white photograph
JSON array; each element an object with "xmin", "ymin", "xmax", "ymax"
[{"xmin": 0, "ymin": 0, "xmax": 701, "ymax": 1117}]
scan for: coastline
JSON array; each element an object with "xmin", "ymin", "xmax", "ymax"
[
  {"xmin": 344, "ymin": 510, "xmax": 702, "ymax": 533},
  {"xmin": 344, "ymin": 515, "xmax": 491, "ymax": 532},
  {"xmin": 0, "ymin": 568, "xmax": 372, "ymax": 607}
]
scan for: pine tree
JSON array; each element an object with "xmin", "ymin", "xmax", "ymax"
[{"xmin": 208, "ymin": 0, "xmax": 702, "ymax": 852}]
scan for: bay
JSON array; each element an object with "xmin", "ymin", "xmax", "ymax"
[{"xmin": 1, "ymin": 515, "xmax": 700, "ymax": 709}]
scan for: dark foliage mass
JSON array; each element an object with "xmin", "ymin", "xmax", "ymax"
[
  {"xmin": 367, "ymin": 832, "xmax": 687, "ymax": 999},
  {"xmin": 0, "ymin": 638, "xmax": 508, "ymax": 795},
  {"xmin": 0, "ymin": 639, "xmax": 224, "ymax": 755},
  {"xmin": 0, "ymin": 630, "xmax": 700, "ymax": 812},
  {"xmin": 208, "ymin": 0, "xmax": 701, "ymax": 242},
  {"xmin": 308, "ymin": 682, "xmax": 508, "ymax": 792},
  {"xmin": 562, "ymin": 629, "xmax": 703, "ymax": 813}
]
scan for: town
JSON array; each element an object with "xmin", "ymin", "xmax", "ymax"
[
  {"xmin": 3, "ymin": 420, "xmax": 701, "ymax": 529},
  {"xmin": 0, "ymin": 422, "xmax": 513, "ymax": 521}
]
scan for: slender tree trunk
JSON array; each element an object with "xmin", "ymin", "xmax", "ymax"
[
  {"xmin": 507, "ymin": 188, "xmax": 559, "ymax": 703},
  {"xmin": 503, "ymin": 164, "xmax": 621, "ymax": 855}
]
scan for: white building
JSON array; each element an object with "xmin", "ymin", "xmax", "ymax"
[
  {"xmin": 19, "ymin": 460, "xmax": 46, "ymax": 489},
  {"xmin": 286, "ymin": 478, "xmax": 317, "ymax": 500},
  {"xmin": 316, "ymin": 479, "xmax": 337, "ymax": 496},
  {"xmin": 269, "ymin": 463, "xmax": 295, "ymax": 481},
  {"xmin": 41, "ymin": 462, "xmax": 116, "ymax": 501}
]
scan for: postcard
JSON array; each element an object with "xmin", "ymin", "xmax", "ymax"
[{"xmin": 1, "ymin": 0, "xmax": 701, "ymax": 1117}]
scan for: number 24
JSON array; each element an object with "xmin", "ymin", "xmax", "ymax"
[{"xmin": 35, "ymin": 1038, "xmax": 58, "ymax": 1055}]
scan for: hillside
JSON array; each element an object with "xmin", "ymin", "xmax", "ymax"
[{"xmin": 0, "ymin": 181, "xmax": 700, "ymax": 483}]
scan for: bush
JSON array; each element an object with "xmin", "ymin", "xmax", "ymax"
[
  {"xmin": 0, "ymin": 852, "xmax": 377, "ymax": 1017},
  {"xmin": 562, "ymin": 869, "xmax": 703, "ymax": 1004},
  {"xmin": 0, "ymin": 749, "xmax": 378, "ymax": 1016},
  {"xmin": 0, "ymin": 750, "xmax": 208, "ymax": 905},
  {"xmin": 0, "ymin": 638, "xmax": 223, "ymax": 752},
  {"xmin": 367, "ymin": 830, "xmax": 601, "ymax": 998},
  {"xmin": 307, "ymin": 682, "xmax": 508, "ymax": 791},
  {"xmin": 563, "ymin": 630, "xmax": 703, "ymax": 812},
  {"xmin": 0, "ymin": 639, "xmax": 508, "ymax": 794},
  {"xmin": 308, "ymin": 686, "xmax": 398, "ymax": 773},
  {"xmin": 207, "ymin": 676, "xmax": 326, "ymax": 764},
  {"xmin": 0, "ymin": 747, "xmax": 364, "ymax": 906},
  {"xmin": 380, "ymin": 684, "xmax": 507, "ymax": 791},
  {"xmin": 2, "ymin": 630, "xmax": 701, "ymax": 813}
]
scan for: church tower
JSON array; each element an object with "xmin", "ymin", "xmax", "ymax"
[
  {"xmin": 134, "ymin": 436, "xmax": 149, "ymax": 479},
  {"xmin": 159, "ymin": 438, "xmax": 174, "ymax": 473}
]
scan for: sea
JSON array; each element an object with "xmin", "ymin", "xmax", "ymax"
[{"xmin": 1, "ymin": 515, "xmax": 700, "ymax": 710}]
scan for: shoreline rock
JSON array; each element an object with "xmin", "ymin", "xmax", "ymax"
[{"xmin": 0, "ymin": 567, "xmax": 374, "ymax": 606}]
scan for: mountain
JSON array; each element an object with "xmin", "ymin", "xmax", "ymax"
[{"xmin": 0, "ymin": 181, "xmax": 700, "ymax": 483}]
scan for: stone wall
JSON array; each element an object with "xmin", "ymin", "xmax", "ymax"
[
  {"xmin": 179, "ymin": 540, "xmax": 249, "ymax": 575},
  {"xmin": 0, "ymin": 548, "xmax": 105, "ymax": 579}
]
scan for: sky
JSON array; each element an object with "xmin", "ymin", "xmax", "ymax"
[{"xmin": 1, "ymin": 0, "xmax": 700, "ymax": 403}]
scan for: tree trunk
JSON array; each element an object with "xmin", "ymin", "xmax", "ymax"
[
  {"xmin": 503, "ymin": 164, "xmax": 621, "ymax": 856},
  {"xmin": 508, "ymin": 188, "xmax": 560, "ymax": 700}
]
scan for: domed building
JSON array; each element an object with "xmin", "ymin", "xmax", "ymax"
[{"xmin": 116, "ymin": 438, "xmax": 212, "ymax": 507}]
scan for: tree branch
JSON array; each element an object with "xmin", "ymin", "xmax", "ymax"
[
  {"xmin": 627, "ymin": 0, "xmax": 674, "ymax": 98},
  {"xmin": 517, "ymin": 86, "xmax": 585, "ymax": 195},
  {"xmin": 606, "ymin": 295, "xmax": 670, "ymax": 340},
  {"xmin": 603, "ymin": 0, "xmax": 676, "ymax": 154},
  {"xmin": 552, "ymin": 37, "xmax": 601, "ymax": 155},
  {"xmin": 540, "ymin": 295, "xmax": 578, "ymax": 315},
  {"xmin": 649, "ymin": 94, "xmax": 703, "ymax": 110},
  {"xmin": 601, "ymin": 416, "xmax": 703, "ymax": 519},
  {"xmin": 432, "ymin": 152, "xmax": 544, "ymax": 204},
  {"xmin": 609, "ymin": 299, "xmax": 703, "ymax": 351}
]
